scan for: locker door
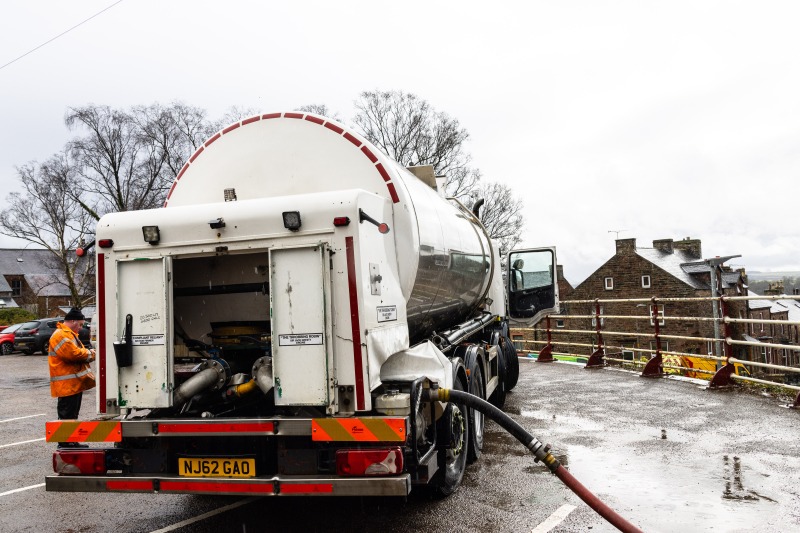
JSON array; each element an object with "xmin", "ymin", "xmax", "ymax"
[
  {"xmin": 270, "ymin": 246, "xmax": 329, "ymax": 406},
  {"xmin": 116, "ymin": 257, "xmax": 172, "ymax": 408}
]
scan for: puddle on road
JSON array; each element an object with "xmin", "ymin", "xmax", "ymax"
[
  {"xmin": 556, "ymin": 443, "xmax": 784, "ymax": 532},
  {"xmin": 520, "ymin": 409, "xmax": 604, "ymax": 432}
]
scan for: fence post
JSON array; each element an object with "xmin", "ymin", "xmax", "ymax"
[
  {"xmin": 537, "ymin": 315, "xmax": 554, "ymax": 363},
  {"xmin": 641, "ymin": 297, "xmax": 664, "ymax": 377},
  {"xmin": 710, "ymin": 296, "xmax": 736, "ymax": 388},
  {"xmin": 585, "ymin": 299, "xmax": 606, "ymax": 368}
]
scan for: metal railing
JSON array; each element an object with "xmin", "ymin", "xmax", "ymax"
[{"xmin": 512, "ymin": 295, "xmax": 800, "ymax": 408}]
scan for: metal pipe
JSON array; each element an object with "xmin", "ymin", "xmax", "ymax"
[
  {"xmin": 173, "ymin": 368, "xmax": 222, "ymax": 407},
  {"xmin": 439, "ymin": 313, "xmax": 498, "ymax": 350},
  {"xmin": 252, "ymin": 357, "xmax": 273, "ymax": 394}
]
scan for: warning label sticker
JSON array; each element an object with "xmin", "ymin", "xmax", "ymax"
[
  {"xmin": 278, "ymin": 333, "xmax": 324, "ymax": 346},
  {"xmin": 131, "ymin": 334, "xmax": 166, "ymax": 346},
  {"xmin": 377, "ymin": 305, "xmax": 397, "ymax": 323}
]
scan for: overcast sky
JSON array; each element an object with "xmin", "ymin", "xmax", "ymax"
[{"xmin": 1, "ymin": 1, "xmax": 798, "ymax": 284}]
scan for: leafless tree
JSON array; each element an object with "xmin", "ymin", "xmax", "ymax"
[
  {"xmin": 353, "ymin": 90, "xmax": 477, "ymax": 200},
  {"xmin": 0, "ymin": 150, "xmax": 95, "ymax": 308},
  {"xmin": 218, "ymin": 105, "xmax": 261, "ymax": 127},
  {"xmin": 296, "ymin": 104, "xmax": 344, "ymax": 122},
  {"xmin": 131, "ymin": 102, "xmax": 215, "ymax": 185},
  {"xmin": 67, "ymin": 102, "xmax": 215, "ymax": 216},
  {"xmin": 471, "ymin": 181, "xmax": 525, "ymax": 260}
]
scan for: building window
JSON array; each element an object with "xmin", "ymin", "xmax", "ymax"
[
  {"xmin": 758, "ymin": 312, "xmax": 764, "ymax": 333},
  {"xmin": 649, "ymin": 304, "xmax": 665, "ymax": 326},
  {"xmin": 512, "ymin": 335, "xmax": 524, "ymax": 350},
  {"xmin": 591, "ymin": 305, "xmax": 604, "ymax": 327},
  {"xmin": 604, "ymin": 277, "xmax": 613, "ymax": 290},
  {"xmin": 556, "ymin": 319, "xmax": 565, "ymax": 328},
  {"xmin": 641, "ymin": 275, "xmax": 651, "ymax": 288},
  {"xmin": 707, "ymin": 340, "xmax": 713, "ymax": 355},
  {"xmin": 10, "ymin": 279, "xmax": 22, "ymax": 297},
  {"xmin": 649, "ymin": 341, "xmax": 669, "ymax": 354}
]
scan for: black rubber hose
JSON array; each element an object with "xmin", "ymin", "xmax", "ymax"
[{"xmin": 425, "ymin": 387, "xmax": 643, "ymax": 533}]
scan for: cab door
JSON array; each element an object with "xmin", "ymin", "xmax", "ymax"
[{"xmin": 506, "ymin": 247, "xmax": 560, "ymax": 326}]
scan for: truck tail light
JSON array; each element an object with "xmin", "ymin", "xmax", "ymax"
[
  {"xmin": 333, "ymin": 216, "xmax": 350, "ymax": 227},
  {"xmin": 336, "ymin": 447, "xmax": 403, "ymax": 476},
  {"xmin": 53, "ymin": 450, "xmax": 107, "ymax": 475}
]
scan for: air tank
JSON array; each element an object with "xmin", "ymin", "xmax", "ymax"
[{"xmin": 165, "ymin": 112, "xmax": 496, "ymax": 344}]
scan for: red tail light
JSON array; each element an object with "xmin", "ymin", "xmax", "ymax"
[
  {"xmin": 336, "ymin": 447, "xmax": 403, "ymax": 476},
  {"xmin": 53, "ymin": 450, "xmax": 107, "ymax": 475}
]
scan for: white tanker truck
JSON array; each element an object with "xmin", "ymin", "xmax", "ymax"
[{"xmin": 45, "ymin": 112, "xmax": 558, "ymax": 497}]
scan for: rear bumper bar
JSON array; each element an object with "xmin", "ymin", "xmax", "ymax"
[{"xmin": 45, "ymin": 474, "xmax": 411, "ymax": 497}]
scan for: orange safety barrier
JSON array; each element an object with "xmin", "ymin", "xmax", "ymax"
[
  {"xmin": 311, "ymin": 417, "xmax": 406, "ymax": 442},
  {"xmin": 46, "ymin": 420, "xmax": 122, "ymax": 443}
]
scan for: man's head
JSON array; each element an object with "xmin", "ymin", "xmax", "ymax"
[{"xmin": 63, "ymin": 307, "xmax": 85, "ymax": 333}]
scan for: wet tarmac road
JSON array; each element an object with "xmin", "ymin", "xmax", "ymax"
[{"xmin": 1, "ymin": 353, "xmax": 799, "ymax": 532}]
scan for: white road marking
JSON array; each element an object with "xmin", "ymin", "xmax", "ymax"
[
  {"xmin": 531, "ymin": 504, "xmax": 577, "ymax": 533},
  {"xmin": 0, "ymin": 438, "xmax": 46, "ymax": 448},
  {"xmin": 0, "ymin": 483, "xmax": 45, "ymax": 497},
  {"xmin": 149, "ymin": 497, "xmax": 257, "ymax": 533},
  {"xmin": 0, "ymin": 414, "xmax": 46, "ymax": 423}
]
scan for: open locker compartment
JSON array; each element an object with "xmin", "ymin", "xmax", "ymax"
[{"xmin": 168, "ymin": 250, "xmax": 275, "ymax": 414}]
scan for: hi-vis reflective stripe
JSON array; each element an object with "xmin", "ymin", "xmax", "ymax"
[
  {"xmin": 311, "ymin": 417, "xmax": 406, "ymax": 442},
  {"xmin": 49, "ymin": 368, "xmax": 92, "ymax": 382},
  {"xmin": 46, "ymin": 421, "xmax": 122, "ymax": 442}
]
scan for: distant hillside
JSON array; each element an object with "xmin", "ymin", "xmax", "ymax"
[
  {"xmin": 746, "ymin": 272, "xmax": 800, "ymax": 295},
  {"xmin": 747, "ymin": 271, "xmax": 800, "ymax": 281}
]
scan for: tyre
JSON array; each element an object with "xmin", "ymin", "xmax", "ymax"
[
  {"xmin": 489, "ymin": 344, "xmax": 507, "ymax": 409},
  {"xmin": 0, "ymin": 342, "xmax": 12, "ymax": 355},
  {"xmin": 502, "ymin": 335, "xmax": 520, "ymax": 391},
  {"xmin": 466, "ymin": 359, "xmax": 485, "ymax": 463},
  {"xmin": 431, "ymin": 372, "xmax": 469, "ymax": 497},
  {"xmin": 21, "ymin": 349, "xmax": 32, "ymax": 355}
]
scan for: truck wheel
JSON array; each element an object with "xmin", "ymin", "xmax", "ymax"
[
  {"xmin": 0, "ymin": 342, "xmax": 12, "ymax": 355},
  {"xmin": 502, "ymin": 336, "xmax": 520, "ymax": 391},
  {"xmin": 467, "ymin": 360, "xmax": 485, "ymax": 463},
  {"xmin": 432, "ymin": 372, "xmax": 469, "ymax": 497},
  {"xmin": 489, "ymin": 346, "xmax": 507, "ymax": 409}
]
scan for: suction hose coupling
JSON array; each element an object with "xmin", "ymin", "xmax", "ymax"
[{"xmin": 424, "ymin": 387, "xmax": 560, "ymax": 473}]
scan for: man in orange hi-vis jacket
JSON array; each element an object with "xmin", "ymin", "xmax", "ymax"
[{"xmin": 49, "ymin": 307, "xmax": 96, "ymax": 448}]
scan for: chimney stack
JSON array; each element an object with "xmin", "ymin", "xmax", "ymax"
[
  {"xmin": 653, "ymin": 239, "xmax": 674, "ymax": 254},
  {"xmin": 615, "ymin": 238, "xmax": 636, "ymax": 255},
  {"xmin": 673, "ymin": 237, "xmax": 702, "ymax": 259}
]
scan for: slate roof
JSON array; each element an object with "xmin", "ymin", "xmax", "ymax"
[
  {"xmin": 747, "ymin": 290, "xmax": 774, "ymax": 311},
  {"xmin": 0, "ymin": 248, "xmax": 90, "ymax": 298},
  {"xmin": 769, "ymin": 298, "xmax": 800, "ymax": 322},
  {"xmin": 634, "ymin": 248, "xmax": 709, "ymax": 289}
]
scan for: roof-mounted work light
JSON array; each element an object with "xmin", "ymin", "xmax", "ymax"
[
  {"xmin": 142, "ymin": 225, "xmax": 160, "ymax": 245},
  {"xmin": 282, "ymin": 211, "xmax": 301, "ymax": 231}
]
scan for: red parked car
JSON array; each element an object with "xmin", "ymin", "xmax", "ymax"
[{"xmin": 0, "ymin": 324, "xmax": 21, "ymax": 355}]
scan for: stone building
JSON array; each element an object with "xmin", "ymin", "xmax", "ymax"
[
  {"xmin": 0, "ymin": 248, "xmax": 94, "ymax": 318},
  {"xmin": 747, "ymin": 285, "xmax": 800, "ymax": 367},
  {"xmin": 519, "ymin": 237, "xmax": 749, "ymax": 361}
]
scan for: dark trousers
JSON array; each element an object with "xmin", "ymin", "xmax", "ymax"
[{"xmin": 57, "ymin": 392, "xmax": 83, "ymax": 420}]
